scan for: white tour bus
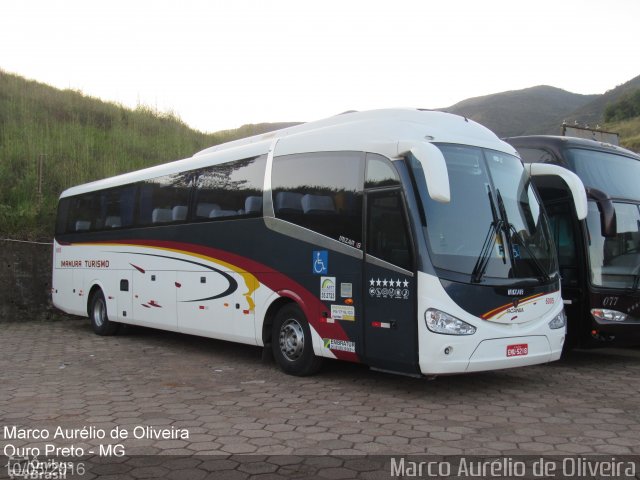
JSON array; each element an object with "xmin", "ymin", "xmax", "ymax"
[{"xmin": 52, "ymin": 109, "xmax": 587, "ymax": 377}]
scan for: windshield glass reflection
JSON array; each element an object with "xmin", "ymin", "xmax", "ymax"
[{"xmin": 412, "ymin": 144, "xmax": 556, "ymax": 282}]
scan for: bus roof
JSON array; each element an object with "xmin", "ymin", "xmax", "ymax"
[
  {"xmin": 504, "ymin": 135, "xmax": 640, "ymax": 160},
  {"xmin": 60, "ymin": 108, "xmax": 517, "ymax": 199}
]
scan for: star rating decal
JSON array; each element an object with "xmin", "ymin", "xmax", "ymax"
[{"xmin": 367, "ymin": 277, "xmax": 411, "ymax": 300}]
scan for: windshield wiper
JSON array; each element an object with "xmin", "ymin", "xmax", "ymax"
[
  {"xmin": 471, "ymin": 186, "xmax": 505, "ymax": 283},
  {"xmin": 496, "ymin": 189, "xmax": 551, "ymax": 283}
]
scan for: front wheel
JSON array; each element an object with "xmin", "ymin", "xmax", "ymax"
[
  {"xmin": 89, "ymin": 290, "xmax": 119, "ymax": 336},
  {"xmin": 272, "ymin": 304, "xmax": 322, "ymax": 376}
]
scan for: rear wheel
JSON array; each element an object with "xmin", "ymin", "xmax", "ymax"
[
  {"xmin": 272, "ymin": 304, "xmax": 322, "ymax": 376},
  {"xmin": 89, "ymin": 290, "xmax": 119, "ymax": 336}
]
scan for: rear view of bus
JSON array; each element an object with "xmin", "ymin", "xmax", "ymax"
[
  {"xmin": 505, "ymin": 136, "xmax": 640, "ymax": 349},
  {"xmin": 52, "ymin": 110, "xmax": 587, "ymax": 377}
]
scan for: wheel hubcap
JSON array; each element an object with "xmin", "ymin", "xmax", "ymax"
[
  {"xmin": 279, "ymin": 318, "xmax": 304, "ymax": 361},
  {"xmin": 93, "ymin": 299, "xmax": 106, "ymax": 327}
]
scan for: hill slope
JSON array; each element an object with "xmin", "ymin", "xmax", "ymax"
[
  {"xmin": 443, "ymin": 86, "xmax": 597, "ymax": 137},
  {"xmin": 563, "ymin": 74, "xmax": 640, "ymax": 127},
  {"xmin": 0, "ymin": 71, "xmax": 291, "ymax": 239}
]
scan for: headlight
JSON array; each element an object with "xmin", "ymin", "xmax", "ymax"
[
  {"xmin": 591, "ymin": 308, "xmax": 628, "ymax": 322},
  {"xmin": 425, "ymin": 309, "xmax": 476, "ymax": 335},
  {"xmin": 548, "ymin": 310, "xmax": 566, "ymax": 329}
]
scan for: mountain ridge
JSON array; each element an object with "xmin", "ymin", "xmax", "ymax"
[{"xmin": 443, "ymin": 75, "xmax": 640, "ymax": 138}]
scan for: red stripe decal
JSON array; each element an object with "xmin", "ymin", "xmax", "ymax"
[
  {"xmin": 130, "ymin": 263, "xmax": 146, "ymax": 274},
  {"xmin": 99, "ymin": 239, "xmax": 359, "ymax": 362}
]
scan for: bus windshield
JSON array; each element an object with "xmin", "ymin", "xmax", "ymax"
[
  {"xmin": 565, "ymin": 148, "xmax": 640, "ymax": 201},
  {"xmin": 412, "ymin": 144, "xmax": 556, "ymax": 282},
  {"xmin": 586, "ymin": 201, "xmax": 640, "ymax": 290}
]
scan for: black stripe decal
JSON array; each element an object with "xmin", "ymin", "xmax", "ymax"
[{"xmin": 111, "ymin": 251, "xmax": 238, "ymax": 302}]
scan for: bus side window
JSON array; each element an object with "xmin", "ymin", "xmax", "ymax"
[
  {"xmin": 194, "ymin": 155, "xmax": 266, "ymax": 220},
  {"xmin": 366, "ymin": 191, "xmax": 412, "ymax": 271},
  {"xmin": 365, "ymin": 153, "xmax": 400, "ymax": 188},
  {"xmin": 101, "ymin": 185, "xmax": 136, "ymax": 229},
  {"xmin": 66, "ymin": 193, "xmax": 100, "ymax": 233},
  {"xmin": 137, "ymin": 172, "xmax": 192, "ymax": 225},
  {"xmin": 271, "ymin": 152, "xmax": 364, "ymax": 247},
  {"xmin": 517, "ymin": 147, "xmax": 555, "ymax": 164},
  {"xmin": 56, "ymin": 198, "xmax": 70, "ymax": 235}
]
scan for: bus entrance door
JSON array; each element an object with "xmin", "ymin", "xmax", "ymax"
[{"xmin": 363, "ymin": 190, "xmax": 419, "ymax": 375}]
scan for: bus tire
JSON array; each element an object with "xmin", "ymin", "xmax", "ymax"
[
  {"xmin": 272, "ymin": 304, "xmax": 322, "ymax": 376},
  {"xmin": 89, "ymin": 290, "xmax": 119, "ymax": 336}
]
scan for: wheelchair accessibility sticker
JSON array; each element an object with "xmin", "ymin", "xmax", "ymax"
[{"xmin": 312, "ymin": 250, "xmax": 328, "ymax": 274}]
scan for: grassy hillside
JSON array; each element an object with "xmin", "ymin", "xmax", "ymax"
[
  {"xmin": 444, "ymin": 86, "xmax": 597, "ymax": 137},
  {"xmin": 0, "ymin": 71, "xmax": 293, "ymax": 240},
  {"xmin": 563, "ymin": 75, "xmax": 640, "ymax": 128},
  {"xmin": 603, "ymin": 117, "xmax": 640, "ymax": 151}
]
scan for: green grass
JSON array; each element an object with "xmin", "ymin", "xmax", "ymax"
[
  {"xmin": 603, "ymin": 117, "xmax": 640, "ymax": 152},
  {"xmin": 0, "ymin": 70, "xmax": 285, "ymax": 240}
]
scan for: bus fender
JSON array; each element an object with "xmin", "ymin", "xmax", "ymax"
[
  {"xmin": 259, "ymin": 289, "xmax": 316, "ymax": 351},
  {"xmin": 85, "ymin": 279, "xmax": 108, "ymax": 317}
]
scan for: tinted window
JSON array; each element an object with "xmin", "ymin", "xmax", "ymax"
[
  {"xmin": 138, "ymin": 172, "xmax": 193, "ymax": 225},
  {"xmin": 66, "ymin": 193, "xmax": 101, "ymax": 232},
  {"xmin": 194, "ymin": 155, "xmax": 266, "ymax": 220},
  {"xmin": 57, "ymin": 156, "xmax": 268, "ymax": 235},
  {"xmin": 367, "ymin": 190, "xmax": 412, "ymax": 270},
  {"xmin": 59, "ymin": 185, "xmax": 137, "ymax": 234},
  {"xmin": 517, "ymin": 147, "xmax": 555, "ymax": 164},
  {"xmin": 565, "ymin": 148, "xmax": 640, "ymax": 200},
  {"xmin": 365, "ymin": 153, "xmax": 400, "ymax": 189},
  {"xmin": 272, "ymin": 152, "xmax": 364, "ymax": 247},
  {"xmin": 100, "ymin": 186, "xmax": 136, "ymax": 229},
  {"xmin": 55, "ymin": 198, "xmax": 70, "ymax": 235}
]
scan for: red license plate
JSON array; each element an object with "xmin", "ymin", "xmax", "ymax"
[{"xmin": 507, "ymin": 343, "xmax": 528, "ymax": 357}]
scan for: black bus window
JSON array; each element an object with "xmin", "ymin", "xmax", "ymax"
[
  {"xmin": 518, "ymin": 147, "xmax": 555, "ymax": 164},
  {"xmin": 67, "ymin": 193, "xmax": 100, "ymax": 232},
  {"xmin": 101, "ymin": 186, "xmax": 136, "ymax": 229},
  {"xmin": 138, "ymin": 172, "xmax": 192, "ymax": 225},
  {"xmin": 272, "ymin": 152, "xmax": 364, "ymax": 247},
  {"xmin": 365, "ymin": 153, "xmax": 400, "ymax": 189},
  {"xmin": 56, "ymin": 198, "xmax": 70, "ymax": 235},
  {"xmin": 194, "ymin": 155, "xmax": 266, "ymax": 220},
  {"xmin": 366, "ymin": 190, "xmax": 412, "ymax": 271}
]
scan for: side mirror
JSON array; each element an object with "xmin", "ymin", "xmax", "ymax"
[
  {"xmin": 527, "ymin": 164, "xmax": 588, "ymax": 220},
  {"xmin": 585, "ymin": 187, "xmax": 617, "ymax": 237},
  {"xmin": 398, "ymin": 141, "xmax": 450, "ymax": 203}
]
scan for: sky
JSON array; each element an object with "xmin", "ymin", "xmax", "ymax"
[{"xmin": 1, "ymin": 0, "xmax": 639, "ymax": 133}]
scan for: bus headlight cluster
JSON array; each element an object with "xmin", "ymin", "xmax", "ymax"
[
  {"xmin": 425, "ymin": 309, "xmax": 476, "ymax": 335},
  {"xmin": 591, "ymin": 308, "xmax": 628, "ymax": 323},
  {"xmin": 548, "ymin": 310, "xmax": 566, "ymax": 329}
]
